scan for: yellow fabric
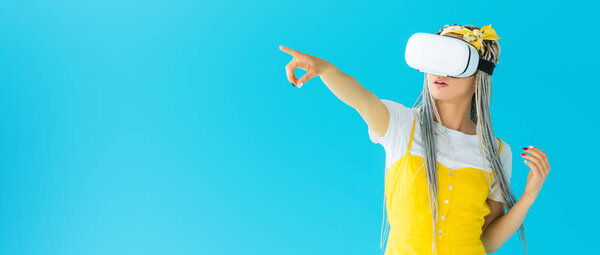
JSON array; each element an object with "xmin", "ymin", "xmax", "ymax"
[
  {"xmin": 440, "ymin": 24, "xmax": 500, "ymax": 55},
  {"xmin": 384, "ymin": 119, "xmax": 503, "ymax": 255}
]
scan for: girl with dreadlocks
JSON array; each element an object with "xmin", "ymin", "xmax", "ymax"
[{"xmin": 279, "ymin": 24, "xmax": 550, "ymax": 255}]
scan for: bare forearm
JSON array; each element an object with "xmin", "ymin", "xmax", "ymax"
[
  {"xmin": 481, "ymin": 193, "xmax": 536, "ymax": 253},
  {"xmin": 319, "ymin": 63, "xmax": 373, "ymax": 111}
]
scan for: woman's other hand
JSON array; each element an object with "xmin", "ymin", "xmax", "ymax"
[
  {"xmin": 521, "ymin": 145, "xmax": 551, "ymax": 200},
  {"xmin": 279, "ymin": 45, "xmax": 333, "ymax": 88}
]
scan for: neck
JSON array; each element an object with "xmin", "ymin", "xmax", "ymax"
[{"xmin": 432, "ymin": 98, "xmax": 476, "ymax": 135}]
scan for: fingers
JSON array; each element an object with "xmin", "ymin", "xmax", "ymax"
[
  {"xmin": 523, "ymin": 160, "xmax": 541, "ymax": 177},
  {"xmin": 280, "ymin": 45, "xmax": 315, "ymax": 88},
  {"xmin": 522, "ymin": 146, "xmax": 549, "ymax": 176},
  {"xmin": 534, "ymin": 147, "xmax": 550, "ymax": 174},
  {"xmin": 284, "ymin": 58, "xmax": 314, "ymax": 87},
  {"xmin": 522, "ymin": 153, "xmax": 545, "ymax": 177},
  {"xmin": 285, "ymin": 58, "xmax": 300, "ymax": 85},
  {"xmin": 283, "ymin": 57, "xmax": 315, "ymax": 87},
  {"xmin": 296, "ymin": 63, "xmax": 318, "ymax": 88},
  {"xmin": 522, "ymin": 154, "xmax": 544, "ymax": 178},
  {"xmin": 526, "ymin": 146, "xmax": 550, "ymax": 174},
  {"xmin": 524, "ymin": 146, "xmax": 548, "ymax": 170},
  {"xmin": 279, "ymin": 45, "xmax": 301, "ymax": 57}
]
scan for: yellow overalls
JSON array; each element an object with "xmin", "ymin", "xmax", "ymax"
[{"xmin": 384, "ymin": 119, "xmax": 503, "ymax": 255}]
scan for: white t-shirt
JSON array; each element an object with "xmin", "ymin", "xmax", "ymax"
[{"xmin": 368, "ymin": 99, "xmax": 512, "ymax": 203}]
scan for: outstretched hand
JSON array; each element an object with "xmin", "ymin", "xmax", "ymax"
[{"xmin": 279, "ymin": 45, "xmax": 333, "ymax": 88}]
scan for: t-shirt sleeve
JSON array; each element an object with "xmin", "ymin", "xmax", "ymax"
[
  {"xmin": 488, "ymin": 141, "xmax": 512, "ymax": 203},
  {"xmin": 367, "ymin": 99, "xmax": 414, "ymax": 149}
]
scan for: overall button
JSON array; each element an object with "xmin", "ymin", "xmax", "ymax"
[
  {"xmin": 449, "ymin": 171, "xmax": 454, "ymax": 176},
  {"xmin": 444, "ymin": 200, "xmax": 449, "ymax": 204},
  {"xmin": 441, "ymin": 215, "xmax": 445, "ymax": 220},
  {"xmin": 438, "ymin": 230, "xmax": 443, "ymax": 235},
  {"xmin": 448, "ymin": 186, "xmax": 452, "ymax": 190}
]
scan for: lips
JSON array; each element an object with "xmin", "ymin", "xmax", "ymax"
[
  {"xmin": 433, "ymin": 77, "xmax": 448, "ymax": 88},
  {"xmin": 433, "ymin": 78, "xmax": 447, "ymax": 85}
]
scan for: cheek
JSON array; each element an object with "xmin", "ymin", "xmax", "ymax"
[
  {"xmin": 455, "ymin": 80, "xmax": 475, "ymax": 91},
  {"xmin": 459, "ymin": 84, "xmax": 474, "ymax": 94}
]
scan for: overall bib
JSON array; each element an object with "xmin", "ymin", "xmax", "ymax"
[{"xmin": 384, "ymin": 119, "xmax": 503, "ymax": 255}]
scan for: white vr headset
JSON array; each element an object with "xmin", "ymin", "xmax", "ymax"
[{"xmin": 404, "ymin": 32, "xmax": 496, "ymax": 77}]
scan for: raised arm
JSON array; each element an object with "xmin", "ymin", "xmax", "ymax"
[{"xmin": 279, "ymin": 45, "xmax": 391, "ymax": 138}]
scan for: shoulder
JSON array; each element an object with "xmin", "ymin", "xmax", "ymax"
[
  {"xmin": 379, "ymin": 99, "xmax": 412, "ymax": 112},
  {"xmin": 378, "ymin": 99, "xmax": 416, "ymax": 124},
  {"xmin": 496, "ymin": 137, "xmax": 512, "ymax": 156},
  {"xmin": 367, "ymin": 99, "xmax": 416, "ymax": 148}
]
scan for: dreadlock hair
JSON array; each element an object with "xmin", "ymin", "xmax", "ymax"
[{"xmin": 380, "ymin": 24, "xmax": 527, "ymax": 255}]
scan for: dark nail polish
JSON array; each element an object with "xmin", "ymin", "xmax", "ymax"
[
  {"xmin": 291, "ymin": 82, "xmax": 295, "ymax": 87},
  {"xmin": 522, "ymin": 147, "xmax": 528, "ymax": 151}
]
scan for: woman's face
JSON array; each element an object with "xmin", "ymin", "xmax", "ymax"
[{"xmin": 426, "ymin": 73, "xmax": 476, "ymax": 102}]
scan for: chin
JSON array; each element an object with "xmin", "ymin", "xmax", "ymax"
[{"xmin": 428, "ymin": 85, "xmax": 455, "ymax": 101}]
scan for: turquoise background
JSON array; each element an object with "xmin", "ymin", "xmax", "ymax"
[{"xmin": 0, "ymin": 0, "xmax": 596, "ymax": 254}]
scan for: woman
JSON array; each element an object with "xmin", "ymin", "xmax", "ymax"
[{"xmin": 279, "ymin": 24, "xmax": 550, "ymax": 255}]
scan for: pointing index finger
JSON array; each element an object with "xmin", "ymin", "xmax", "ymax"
[{"xmin": 279, "ymin": 45, "xmax": 301, "ymax": 57}]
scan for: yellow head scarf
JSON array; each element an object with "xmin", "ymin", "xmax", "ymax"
[{"xmin": 440, "ymin": 24, "xmax": 500, "ymax": 55}]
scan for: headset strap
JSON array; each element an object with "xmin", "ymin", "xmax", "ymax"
[{"xmin": 477, "ymin": 58, "xmax": 495, "ymax": 76}]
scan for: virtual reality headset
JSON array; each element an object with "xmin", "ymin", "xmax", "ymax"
[{"xmin": 404, "ymin": 32, "xmax": 496, "ymax": 77}]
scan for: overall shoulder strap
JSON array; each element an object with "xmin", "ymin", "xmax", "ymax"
[
  {"xmin": 491, "ymin": 137, "xmax": 504, "ymax": 179},
  {"xmin": 406, "ymin": 119, "xmax": 416, "ymax": 156},
  {"xmin": 496, "ymin": 137, "xmax": 503, "ymax": 154}
]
